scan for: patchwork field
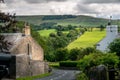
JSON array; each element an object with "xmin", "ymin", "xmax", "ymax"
[{"xmin": 67, "ymin": 30, "xmax": 106, "ymax": 50}]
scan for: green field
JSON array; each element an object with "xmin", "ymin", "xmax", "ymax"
[
  {"xmin": 38, "ymin": 29, "xmax": 69, "ymax": 37},
  {"xmin": 67, "ymin": 30, "xmax": 106, "ymax": 50},
  {"xmin": 38, "ymin": 29, "xmax": 56, "ymax": 37}
]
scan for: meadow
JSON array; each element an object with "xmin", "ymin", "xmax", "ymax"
[
  {"xmin": 38, "ymin": 29, "xmax": 69, "ymax": 37},
  {"xmin": 38, "ymin": 29, "xmax": 56, "ymax": 37},
  {"xmin": 67, "ymin": 30, "xmax": 106, "ymax": 50}
]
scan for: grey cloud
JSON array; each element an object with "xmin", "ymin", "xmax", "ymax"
[
  {"xmin": 76, "ymin": 4, "xmax": 99, "ymax": 14},
  {"xmin": 83, "ymin": 0, "xmax": 120, "ymax": 3},
  {"xmin": 4, "ymin": 0, "xmax": 67, "ymax": 4},
  {"xmin": 4, "ymin": 0, "xmax": 13, "ymax": 3},
  {"xmin": 24, "ymin": 0, "xmax": 67, "ymax": 3}
]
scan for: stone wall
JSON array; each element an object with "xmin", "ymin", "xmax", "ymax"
[
  {"xmin": 15, "ymin": 55, "xmax": 48, "ymax": 79},
  {"xmin": 10, "ymin": 36, "xmax": 44, "ymax": 61},
  {"xmin": 15, "ymin": 55, "xmax": 31, "ymax": 78},
  {"xmin": 2, "ymin": 33, "xmax": 47, "ymax": 79},
  {"xmin": 31, "ymin": 61, "xmax": 49, "ymax": 76}
]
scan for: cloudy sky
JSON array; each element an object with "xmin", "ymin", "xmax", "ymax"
[{"xmin": 1, "ymin": 0, "xmax": 120, "ymax": 19}]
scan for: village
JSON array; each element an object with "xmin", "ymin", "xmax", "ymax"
[{"xmin": 0, "ymin": 0, "xmax": 120, "ymax": 80}]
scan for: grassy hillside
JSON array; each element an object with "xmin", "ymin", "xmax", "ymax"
[
  {"xmin": 38, "ymin": 29, "xmax": 69, "ymax": 37},
  {"xmin": 67, "ymin": 30, "xmax": 106, "ymax": 50},
  {"xmin": 16, "ymin": 15, "xmax": 117, "ymax": 27},
  {"xmin": 38, "ymin": 29, "xmax": 56, "ymax": 37}
]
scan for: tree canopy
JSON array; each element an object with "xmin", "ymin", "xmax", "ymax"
[{"xmin": 108, "ymin": 38, "xmax": 120, "ymax": 56}]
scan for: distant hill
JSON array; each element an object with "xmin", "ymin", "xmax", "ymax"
[{"xmin": 16, "ymin": 15, "xmax": 119, "ymax": 27}]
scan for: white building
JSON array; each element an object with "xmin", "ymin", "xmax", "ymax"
[{"xmin": 96, "ymin": 25, "xmax": 119, "ymax": 52}]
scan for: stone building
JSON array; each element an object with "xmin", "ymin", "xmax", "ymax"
[
  {"xmin": 0, "ymin": 25, "xmax": 49, "ymax": 79},
  {"xmin": 96, "ymin": 25, "xmax": 120, "ymax": 51}
]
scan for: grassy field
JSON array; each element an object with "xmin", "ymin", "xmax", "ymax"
[
  {"xmin": 38, "ymin": 29, "xmax": 56, "ymax": 37},
  {"xmin": 67, "ymin": 30, "xmax": 106, "ymax": 50},
  {"xmin": 38, "ymin": 29, "xmax": 69, "ymax": 37}
]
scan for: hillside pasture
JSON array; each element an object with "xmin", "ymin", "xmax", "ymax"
[
  {"xmin": 38, "ymin": 29, "xmax": 56, "ymax": 37},
  {"xmin": 67, "ymin": 30, "xmax": 106, "ymax": 50},
  {"xmin": 38, "ymin": 29, "xmax": 70, "ymax": 37}
]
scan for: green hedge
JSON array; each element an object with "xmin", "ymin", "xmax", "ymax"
[{"xmin": 59, "ymin": 61, "xmax": 79, "ymax": 67}]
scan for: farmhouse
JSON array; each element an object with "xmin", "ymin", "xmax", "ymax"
[
  {"xmin": 0, "ymin": 1, "xmax": 48, "ymax": 79},
  {"xmin": 0, "ymin": 24, "xmax": 49, "ymax": 79},
  {"xmin": 96, "ymin": 24, "xmax": 120, "ymax": 51}
]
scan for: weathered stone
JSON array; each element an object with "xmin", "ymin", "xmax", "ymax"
[{"xmin": 0, "ymin": 25, "xmax": 48, "ymax": 79}]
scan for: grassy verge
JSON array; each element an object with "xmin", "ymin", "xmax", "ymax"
[
  {"xmin": 16, "ymin": 73, "xmax": 51, "ymax": 80},
  {"xmin": 49, "ymin": 62, "xmax": 59, "ymax": 68}
]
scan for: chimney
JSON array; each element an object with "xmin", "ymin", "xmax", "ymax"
[{"xmin": 23, "ymin": 22, "xmax": 31, "ymax": 36}]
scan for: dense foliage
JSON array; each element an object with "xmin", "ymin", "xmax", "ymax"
[
  {"xmin": 78, "ymin": 53, "xmax": 119, "ymax": 71},
  {"xmin": 0, "ymin": 13, "xmax": 19, "ymax": 33},
  {"xmin": 108, "ymin": 38, "xmax": 120, "ymax": 56},
  {"xmin": 42, "ymin": 15, "xmax": 77, "ymax": 20},
  {"xmin": 43, "ymin": 26, "xmax": 86, "ymax": 61},
  {"xmin": 59, "ymin": 61, "xmax": 79, "ymax": 67},
  {"xmin": 77, "ymin": 72, "xmax": 88, "ymax": 80},
  {"xmin": 0, "ymin": 35, "xmax": 12, "ymax": 53}
]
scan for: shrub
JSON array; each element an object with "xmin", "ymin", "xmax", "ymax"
[
  {"xmin": 59, "ymin": 61, "xmax": 79, "ymax": 67},
  {"xmin": 69, "ymin": 48, "xmax": 82, "ymax": 61},
  {"xmin": 76, "ymin": 72, "xmax": 88, "ymax": 80},
  {"xmin": 100, "ymin": 53, "xmax": 119, "ymax": 68},
  {"xmin": 77, "ymin": 53, "xmax": 119, "ymax": 71},
  {"xmin": 54, "ymin": 48, "xmax": 68, "ymax": 61},
  {"xmin": 108, "ymin": 38, "xmax": 120, "ymax": 56},
  {"xmin": 78, "ymin": 53, "xmax": 102, "ymax": 71}
]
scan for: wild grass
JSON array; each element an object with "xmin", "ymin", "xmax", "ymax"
[{"xmin": 16, "ymin": 73, "xmax": 51, "ymax": 80}]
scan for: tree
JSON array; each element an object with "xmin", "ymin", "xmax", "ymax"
[
  {"xmin": 108, "ymin": 38, "xmax": 120, "ymax": 56},
  {"xmin": 57, "ymin": 31, "xmax": 63, "ymax": 36},
  {"xmin": 99, "ymin": 25, "xmax": 105, "ymax": 31},
  {"xmin": 54, "ymin": 48, "xmax": 68, "ymax": 61},
  {"xmin": 0, "ymin": 35, "xmax": 12, "ymax": 53},
  {"xmin": 69, "ymin": 48, "xmax": 81, "ymax": 61},
  {"xmin": 0, "ymin": 12, "xmax": 18, "ymax": 33}
]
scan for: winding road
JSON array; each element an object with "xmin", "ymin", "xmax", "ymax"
[{"xmin": 36, "ymin": 69, "xmax": 80, "ymax": 80}]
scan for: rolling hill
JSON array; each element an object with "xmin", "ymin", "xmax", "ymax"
[{"xmin": 16, "ymin": 15, "xmax": 119, "ymax": 27}]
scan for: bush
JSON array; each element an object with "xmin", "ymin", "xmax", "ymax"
[
  {"xmin": 77, "ymin": 72, "xmax": 88, "ymax": 80},
  {"xmin": 78, "ymin": 53, "xmax": 102, "ymax": 71},
  {"xmin": 78, "ymin": 53, "xmax": 119, "ymax": 71},
  {"xmin": 108, "ymin": 38, "xmax": 120, "ymax": 56},
  {"xmin": 100, "ymin": 53, "xmax": 119, "ymax": 68},
  {"xmin": 59, "ymin": 61, "xmax": 79, "ymax": 67},
  {"xmin": 69, "ymin": 48, "xmax": 81, "ymax": 61},
  {"xmin": 54, "ymin": 48, "xmax": 68, "ymax": 61}
]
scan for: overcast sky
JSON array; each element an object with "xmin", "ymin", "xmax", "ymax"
[{"xmin": 1, "ymin": 0, "xmax": 120, "ymax": 19}]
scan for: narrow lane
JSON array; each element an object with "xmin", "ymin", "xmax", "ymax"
[{"xmin": 36, "ymin": 69, "xmax": 80, "ymax": 80}]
